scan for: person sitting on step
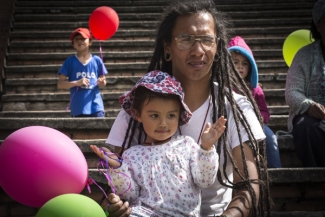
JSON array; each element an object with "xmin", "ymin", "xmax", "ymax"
[
  {"xmin": 285, "ymin": 0, "xmax": 325, "ymax": 167},
  {"xmin": 228, "ymin": 36, "xmax": 282, "ymax": 168},
  {"xmin": 91, "ymin": 70, "xmax": 227, "ymax": 217}
]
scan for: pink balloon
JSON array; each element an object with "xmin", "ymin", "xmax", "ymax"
[{"xmin": 0, "ymin": 126, "xmax": 88, "ymax": 208}]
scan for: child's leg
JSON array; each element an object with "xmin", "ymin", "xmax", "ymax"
[{"xmin": 264, "ymin": 125, "xmax": 282, "ymax": 168}]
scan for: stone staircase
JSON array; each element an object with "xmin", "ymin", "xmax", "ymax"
[{"xmin": 1, "ymin": 0, "xmax": 325, "ymax": 216}]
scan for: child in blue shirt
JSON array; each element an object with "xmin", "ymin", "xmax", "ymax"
[{"xmin": 57, "ymin": 28, "xmax": 108, "ymax": 117}]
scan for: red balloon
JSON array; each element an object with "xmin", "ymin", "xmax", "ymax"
[{"xmin": 89, "ymin": 6, "xmax": 119, "ymax": 40}]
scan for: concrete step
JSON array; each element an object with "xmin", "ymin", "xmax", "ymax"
[
  {"xmin": 3, "ymin": 60, "xmax": 289, "ymax": 78},
  {"xmin": 2, "ymin": 74, "xmax": 288, "ymax": 89},
  {"xmin": 0, "ymin": 115, "xmax": 288, "ymax": 139},
  {"xmin": 9, "ymin": 26, "xmax": 308, "ymax": 41},
  {"xmin": 7, "ymin": 37, "xmax": 288, "ymax": 53},
  {"xmin": 6, "ymin": 51, "xmax": 154, "ymax": 66},
  {"xmin": 0, "ymin": 135, "xmax": 296, "ymax": 167},
  {"xmin": 12, "ymin": 17, "xmax": 311, "ymax": 31},
  {"xmin": 5, "ymin": 49, "xmax": 285, "ymax": 64},
  {"xmin": 13, "ymin": 5, "xmax": 166, "ymax": 15},
  {"xmin": 8, "ymin": 39, "xmax": 156, "ymax": 53},
  {"xmin": 13, "ymin": 2, "xmax": 314, "ymax": 15},
  {"xmin": 14, "ymin": 0, "xmax": 171, "ymax": 7},
  {"xmin": 6, "ymin": 47, "xmax": 283, "ymax": 60},
  {"xmin": 12, "ymin": 10, "xmax": 312, "ymax": 24},
  {"xmin": 4, "ymin": 62, "xmax": 149, "ymax": 78},
  {"xmin": 0, "ymin": 87, "xmax": 287, "ymax": 106},
  {"xmin": 270, "ymin": 212, "xmax": 325, "ymax": 217},
  {"xmin": 0, "ymin": 106, "xmax": 289, "ymax": 118},
  {"xmin": 4, "ymin": 76, "xmax": 139, "ymax": 93}
]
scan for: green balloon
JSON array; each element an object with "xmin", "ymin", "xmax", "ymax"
[
  {"xmin": 282, "ymin": 29, "xmax": 314, "ymax": 67},
  {"xmin": 35, "ymin": 194, "xmax": 107, "ymax": 217}
]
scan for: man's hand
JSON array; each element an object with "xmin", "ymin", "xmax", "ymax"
[{"xmin": 101, "ymin": 193, "xmax": 131, "ymax": 217}]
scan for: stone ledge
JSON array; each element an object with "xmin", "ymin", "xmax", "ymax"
[
  {"xmin": 0, "ymin": 117, "xmax": 115, "ymax": 130},
  {"xmin": 1, "ymin": 90, "xmax": 288, "ymax": 104},
  {"xmin": 4, "ymin": 74, "xmax": 286, "ymax": 86},
  {"xmin": 268, "ymin": 168, "xmax": 325, "ymax": 183},
  {"xmin": 270, "ymin": 211, "xmax": 325, "ymax": 217},
  {"xmin": 88, "ymin": 168, "xmax": 325, "ymax": 185}
]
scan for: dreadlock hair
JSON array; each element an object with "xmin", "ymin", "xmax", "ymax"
[
  {"xmin": 121, "ymin": 0, "xmax": 271, "ymax": 216},
  {"xmin": 120, "ymin": 86, "xmax": 184, "ymax": 152}
]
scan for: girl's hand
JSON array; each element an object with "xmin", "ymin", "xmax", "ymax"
[
  {"xmin": 97, "ymin": 76, "xmax": 106, "ymax": 86},
  {"xmin": 201, "ymin": 116, "xmax": 227, "ymax": 150},
  {"xmin": 78, "ymin": 77, "xmax": 90, "ymax": 87},
  {"xmin": 90, "ymin": 145, "xmax": 121, "ymax": 168}
]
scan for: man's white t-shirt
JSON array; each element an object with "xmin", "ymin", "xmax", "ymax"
[{"xmin": 106, "ymin": 83, "xmax": 265, "ymax": 216}]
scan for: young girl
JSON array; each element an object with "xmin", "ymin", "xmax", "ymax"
[
  {"xmin": 228, "ymin": 36, "xmax": 282, "ymax": 168},
  {"xmin": 91, "ymin": 70, "xmax": 226, "ymax": 217},
  {"xmin": 57, "ymin": 27, "xmax": 108, "ymax": 117}
]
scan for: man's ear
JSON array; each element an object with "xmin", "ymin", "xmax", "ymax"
[{"xmin": 163, "ymin": 40, "xmax": 170, "ymax": 55}]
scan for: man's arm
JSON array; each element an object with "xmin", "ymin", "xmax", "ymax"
[{"xmin": 221, "ymin": 142, "xmax": 260, "ymax": 217}]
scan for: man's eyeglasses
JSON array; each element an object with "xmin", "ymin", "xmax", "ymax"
[{"xmin": 175, "ymin": 34, "xmax": 219, "ymax": 51}]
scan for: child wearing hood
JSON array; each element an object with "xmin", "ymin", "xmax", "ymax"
[{"xmin": 228, "ymin": 36, "xmax": 282, "ymax": 168}]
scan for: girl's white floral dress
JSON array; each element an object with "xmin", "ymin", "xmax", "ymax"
[{"xmin": 107, "ymin": 135, "xmax": 218, "ymax": 217}]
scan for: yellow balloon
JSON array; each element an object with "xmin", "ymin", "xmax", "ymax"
[{"xmin": 282, "ymin": 29, "xmax": 314, "ymax": 67}]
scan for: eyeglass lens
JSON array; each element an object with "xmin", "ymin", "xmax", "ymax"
[{"xmin": 175, "ymin": 34, "xmax": 217, "ymax": 50}]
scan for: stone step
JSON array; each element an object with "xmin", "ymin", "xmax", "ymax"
[
  {"xmin": 9, "ymin": 26, "xmax": 308, "ymax": 40},
  {"xmin": 0, "ymin": 115, "xmax": 288, "ymax": 138},
  {"xmin": 8, "ymin": 39, "xmax": 156, "ymax": 53},
  {"xmin": 3, "ymin": 60, "xmax": 289, "ymax": 78},
  {"xmin": 13, "ymin": 6, "xmax": 165, "ymax": 15},
  {"xmin": 15, "ymin": 0, "xmax": 171, "ymax": 7},
  {"xmin": 0, "ymin": 105, "xmax": 290, "ymax": 118},
  {"xmin": 0, "ymin": 130, "xmax": 298, "ymax": 167},
  {"xmin": 12, "ymin": 17, "xmax": 311, "ymax": 31},
  {"xmin": 1, "ymin": 88, "xmax": 287, "ymax": 110},
  {"xmin": 7, "ymin": 37, "xmax": 288, "ymax": 53},
  {"xmin": 5, "ymin": 51, "xmax": 154, "ymax": 66},
  {"xmin": 270, "ymin": 212, "xmax": 325, "ymax": 217},
  {"xmin": 13, "ymin": 10, "xmax": 312, "ymax": 23},
  {"xmin": 3, "ymin": 73, "xmax": 288, "ymax": 93},
  {"xmin": 4, "ymin": 62, "xmax": 149, "ymax": 78},
  {"xmin": 13, "ymin": 2, "xmax": 314, "ymax": 15},
  {"xmin": 5, "ymin": 49, "xmax": 285, "ymax": 67}
]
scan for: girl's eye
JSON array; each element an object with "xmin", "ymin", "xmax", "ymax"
[
  {"xmin": 168, "ymin": 114, "xmax": 176, "ymax": 118},
  {"xmin": 150, "ymin": 114, "xmax": 158, "ymax": 118}
]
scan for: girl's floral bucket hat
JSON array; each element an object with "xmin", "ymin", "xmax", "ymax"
[{"xmin": 119, "ymin": 70, "xmax": 192, "ymax": 125}]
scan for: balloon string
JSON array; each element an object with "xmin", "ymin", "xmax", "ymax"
[
  {"xmin": 87, "ymin": 148, "xmax": 132, "ymax": 198},
  {"xmin": 86, "ymin": 177, "xmax": 108, "ymax": 198},
  {"xmin": 98, "ymin": 150, "xmax": 132, "ymax": 196},
  {"xmin": 99, "ymin": 41, "xmax": 104, "ymax": 76}
]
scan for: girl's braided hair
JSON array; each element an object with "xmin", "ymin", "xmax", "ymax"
[{"xmin": 120, "ymin": 0, "xmax": 271, "ymax": 216}]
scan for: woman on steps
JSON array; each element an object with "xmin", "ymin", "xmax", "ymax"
[{"xmin": 285, "ymin": 0, "xmax": 325, "ymax": 167}]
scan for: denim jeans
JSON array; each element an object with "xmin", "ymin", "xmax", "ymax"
[{"xmin": 264, "ymin": 125, "xmax": 282, "ymax": 168}]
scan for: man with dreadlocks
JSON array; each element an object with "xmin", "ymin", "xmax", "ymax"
[{"xmin": 101, "ymin": 0, "xmax": 271, "ymax": 216}]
